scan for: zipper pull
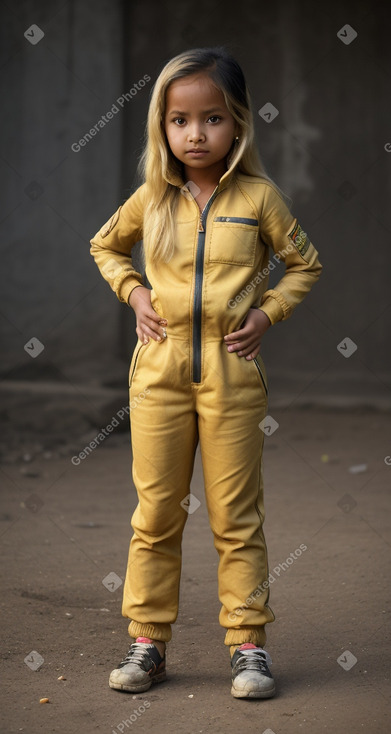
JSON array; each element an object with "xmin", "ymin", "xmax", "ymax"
[{"xmin": 198, "ymin": 217, "xmax": 204, "ymax": 233}]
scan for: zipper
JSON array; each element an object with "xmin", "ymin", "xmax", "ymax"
[
  {"xmin": 192, "ymin": 186, "xmax": 219, "ymax": 383},
  {"xmin": 253, "ymin": 356, "xmax": 268, "ymax": 395}
]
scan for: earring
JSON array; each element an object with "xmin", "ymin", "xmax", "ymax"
[{"xmin": 235, "ymin": 136, "xmax": 240, "ymax": 143}]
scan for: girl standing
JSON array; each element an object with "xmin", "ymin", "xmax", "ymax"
[{"xmin": 90, "ymin": 46, "xmax": 322, "ymax": 699}]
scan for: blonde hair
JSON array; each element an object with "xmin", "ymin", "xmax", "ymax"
[{"xmin": 137, "ymin": 47, "xmax": 286, "ymax": 263}]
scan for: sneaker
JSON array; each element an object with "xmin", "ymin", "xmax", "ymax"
[
  {"xmin": 231, "ymin": 643, "xmax": 275, "ymax": 699},
  {"xmin": 109, "ymin": 638, "xmax": 166, "ymax": 692}
]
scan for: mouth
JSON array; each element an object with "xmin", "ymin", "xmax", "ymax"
[{"xmin": 186, "ymin": 149, "xmax": 208, "ymax": 156}]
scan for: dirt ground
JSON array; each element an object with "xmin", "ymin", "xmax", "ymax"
[{"xmin": 0, "ymin": 383, "xmax": 390, "ymax": 734}]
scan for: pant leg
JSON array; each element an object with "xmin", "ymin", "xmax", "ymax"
[
  {"xmin": 122, "ymin": 337, "xmax": 198, "ymax": 643},
  {"xmin": 197, "ymin": 340, "xmax": 275, "ymax": 647}
]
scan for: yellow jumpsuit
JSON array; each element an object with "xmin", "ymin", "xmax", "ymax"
[{"xmin": 90, "ymin": 166, "xmax": 322, "ymax": 647}]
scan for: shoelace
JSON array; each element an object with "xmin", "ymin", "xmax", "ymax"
[
  {"xmin": 119, "ymin": 643, "xmax": 153, "ymax": 667},
  {"xmin": 234, "ymin": 649, "xmax": 273, "ymax": 673}
]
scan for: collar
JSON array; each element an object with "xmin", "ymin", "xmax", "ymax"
[{"xmin": 163, "ymin": 160, "xmax": 237, "ymax": 193}]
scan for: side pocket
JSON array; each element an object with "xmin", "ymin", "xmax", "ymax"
[
  {"xmin": 253, "ymin": 355, "xmax": 268, "ymax": 395},
  {"xmin": 128, "ymin": 341, "xmax": 144, "ymax": 388}
]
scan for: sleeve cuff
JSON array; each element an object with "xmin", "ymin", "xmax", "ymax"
[
  {"xmin": 116, "ymin": 276, "xmax": 144, "ymax": 305},
  {"xmin": 259, "ymin": 294, "xmax": 285, "ymax": 325}
]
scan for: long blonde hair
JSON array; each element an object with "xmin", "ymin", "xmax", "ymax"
[{"xmin": 137, "ymin": 47, "xmax": 285, "ymax": 263}]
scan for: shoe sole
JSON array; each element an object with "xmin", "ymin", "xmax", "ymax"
[
  {"xmin": 109, "ymin": 670, "xmax": 167, "ymax": 693},
  {"xmin": 231, "ymin": 683, "xmax": 276, "ymax": 699}
]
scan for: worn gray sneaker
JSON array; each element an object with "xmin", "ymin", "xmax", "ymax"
[
  {"xmin": 231, "ymin": 644, "xmax": 275, "ymax": 699},
  {"xmin": 109, "ymin": 639, "xmax": 166, "ymax": 693}
]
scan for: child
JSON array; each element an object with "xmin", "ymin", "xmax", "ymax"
[{"xmin": 90, "ymin": 46, "xmax": 322, "ymax": 699}]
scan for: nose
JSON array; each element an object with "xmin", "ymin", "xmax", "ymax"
[{"xmin": 187, "ymin": 124, "xmax": 205, "ymax": 143}]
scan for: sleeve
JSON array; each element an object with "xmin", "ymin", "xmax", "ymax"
[
  {"xmin": 89, "ymin": 183, "xmax": 147, "ymax": 305},
  {"xmin": 258, "ymin": 184, "xmax": 322, "ymax": 325}
]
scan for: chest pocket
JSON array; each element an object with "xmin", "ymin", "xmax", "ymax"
[{"xmin": 208, "ymin": 216, "xmax": 259, "ymax": 266}]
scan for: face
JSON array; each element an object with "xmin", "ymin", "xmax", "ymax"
[{"xmin": 164, "ymin": 73, "xmax": 238, "ymax": 178}]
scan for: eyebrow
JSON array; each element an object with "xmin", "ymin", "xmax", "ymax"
[{"xmin": 167, "ymin": 108, "xmax": 225, "ymax": 115}]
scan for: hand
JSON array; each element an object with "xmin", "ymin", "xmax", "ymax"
[
  {"xmin": 128, "ymin": 286, "xmax": 167, "ymax": 344},
  {"xmin": 224, "ymin": 308, "xmax": 271, "ymax": 359}
]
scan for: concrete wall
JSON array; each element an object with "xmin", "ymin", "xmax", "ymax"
[{"xmin": 1, "ymin": 0, "xmax": 390, "ymax": 403}]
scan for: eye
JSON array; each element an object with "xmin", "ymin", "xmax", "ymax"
[
  {"xmin": 173, "ymin": 117, "xmax": 186, "ymax": 126},
  {"xmin": 207, "ymin": 115, "xmax": 222, "ymax": 123}
]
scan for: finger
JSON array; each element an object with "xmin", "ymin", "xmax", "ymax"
[
  {"xmin": 139, "ymin": 321, "xmax": 167, "ymax": 342},
  {"xmin": 245, "ymin": 347, "xmax": 261, "ymax": 360},
  {"xmin": 224, "ymin": 329, "xmax": 245, "ymax": 343},
  {"xmin": 144, "ymin": 308, "xmax": 167, "ymax": 325},
  {"xmin": 136, "ymin": 326, "xmax": 149, "ymax": 345},
  {"xmin": 231, "ymin": 339, "xmax": 261, "ymax": 357},
  {"xmin": 242, "ymin": 343, "xmax": 261, "ymax": 358},
  {"xmin": 141, "ymin": 314, "xmax": 168, "ymax": 338},
  {"xmin": 225, "ymin": 334, "xmax": 254, "ymax": 352},
  {"xmin": 238, "ymin": 345, "xmax": 259, "ymax": 358},
  {"xmin": 242, "ymin": 346, "xmax": 260, "ymax": 358}
]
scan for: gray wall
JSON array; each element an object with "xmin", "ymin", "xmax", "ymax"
[{"xmin": 1, "ymin": 0, "xmax": 390, "ymax": 404}]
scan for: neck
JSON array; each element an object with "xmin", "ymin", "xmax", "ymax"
[{"xmin": 183, "ymin": 159, "xmax": 228, "ymax": 192}]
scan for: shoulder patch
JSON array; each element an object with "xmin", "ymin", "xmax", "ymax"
[{"xmin": 288, "ymin": 221, "xmax": 310, "ymax": 257}]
